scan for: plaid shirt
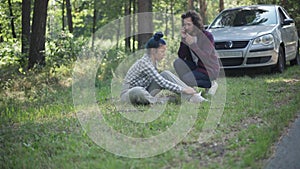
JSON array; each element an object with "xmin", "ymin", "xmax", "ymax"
[{"xmin": 122, "ymin": 54, "xmax": 183, "ymax": 93}]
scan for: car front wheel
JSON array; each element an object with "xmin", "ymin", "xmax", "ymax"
[
  {"xmin": 290, "ymin": 45, "xmax": 300, "ymax": 66},
  {"xmin": 274, "ymin": 46, "xmax": 285, "ymax": 73}
]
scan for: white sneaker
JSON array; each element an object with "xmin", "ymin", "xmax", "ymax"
[
  {"xmin": 207, "ymin": 81, "xmax": 218, "ymax": 95},
  {"xmin": 189, "ymin": 92, "xmax": 208, "ymax": 103}
]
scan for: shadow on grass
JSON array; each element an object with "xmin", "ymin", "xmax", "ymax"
[
  {"xmin": 224, "ymin": 66, "xmax": 274, "ymax": 78},
  {"xmin": 224, "ymin": 64, "xmax": 299, "ymax": 78}
]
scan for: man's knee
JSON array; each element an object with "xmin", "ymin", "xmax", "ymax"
[
  {"xmin": 182, "ymin": 73, "xmax": 197, "ymax": 86},
  {"xmin": 173, "ymin": 58, "xmax": 183, "ymax": 71}
]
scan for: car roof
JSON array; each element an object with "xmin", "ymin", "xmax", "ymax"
[{"xmin": 222, "ymin": 4, "xmax": 279, "ymax": 12}]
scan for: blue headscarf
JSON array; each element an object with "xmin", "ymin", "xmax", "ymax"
[{"xmin": 145, "ymin": 32, "xmax": 166, "ymax": 49}]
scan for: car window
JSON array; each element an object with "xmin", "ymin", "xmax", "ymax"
[
  {"xmin": 278, "ymin": 8, "xmax": 286, "ymax": 24},
  {"xmin": 280, "ymin": 7, "xmax": 291, "ymax": 19},
  {"xmin": 210, "ymin": 6, "xmax": 277, "ymax": 28}
]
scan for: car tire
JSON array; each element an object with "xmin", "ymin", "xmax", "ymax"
[
  {"xmin": 290, "ymin": 45, "xmax": 300, "ymax": 66},
  {"xmin": 273, "ymin": 46, "xmax": 285, "ymax": 73}
]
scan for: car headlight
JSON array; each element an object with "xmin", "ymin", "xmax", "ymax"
[{"xmin": 253, "ymin": 34, "xmax": 274, "ymax": 45}]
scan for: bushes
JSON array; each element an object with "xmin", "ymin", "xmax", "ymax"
[
  {"xmin": 0, "ymin": 29, "xmax": 130, "ymax": 93},
  {"xmin": 0, "ymin": 31, "xmax": 87, "ymax": 78},
  {"xmin": 0, "ymin": 40, "xmax": 21, "ymax": 69},
  {"xmin": 46, "ymin": 31, "xmax": 86, "ymax": 69}
]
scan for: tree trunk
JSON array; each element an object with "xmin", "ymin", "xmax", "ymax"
[
  {"xmin": 66, "ymin": 0, "xmax": 73, "ymax": 33},
  {"xmin": 164, "ymin": 7, "xmax": 169, "ymax": 37},
  {"xmin": 22, "ymin": 0, "xmax": 31, "ymax": 58},
  {"xmin": 281, "ymin": 0, "xmax": 287, "ymax": 8},
  {"xmin": 198, "ymin": 0, "xmax": 207, "ymax": 25},
  {"xmin": 8, "ymin": 0, "xmax": 17, "ymax": 38},
  {"xmin": 219, "ymin": 0, "xmax": 224, "ymax": 13},
  {"xmin": 137, "ymin": 0, "xmax": 153, "ymax": 49},
  {"xmin": 124, "ymin": 0, "xmax": 131, "ymax": 52},
  {"xmin": 92, "ymin": 0, "xmax": 97, "ymax": 49},
  {"xmin": 116, "ymin": 19, "xmax": 121, "ymax": 49},
  {"xmin": 170, "ymin": 0, "xmax": 175, "ymax": 39},
  {"xmin": 0, "ymin": 24, "xmax": 3, "ymax": 42},
  {"xmin": 62, "ymin": 0, "xmax": 65, "ymax": 31},
  {"xmin": 188, "ymin": 0, "xmax": 194, "ymax": 10},
  {"xmin": 132, "ymin": 0, "xmax": 136, "ymax": 52},
  {"xmin": 28, "ymin": 0, "xmax": 49, "ymax": 69}
]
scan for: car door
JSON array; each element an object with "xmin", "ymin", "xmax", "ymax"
[{"xmin": 278, "ymin": 7, "xmax": 298, "ymax": 60}]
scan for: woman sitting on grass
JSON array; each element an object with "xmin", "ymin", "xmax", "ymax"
[{"xmin": 120, "ymin": 32, "xmax": 207, "ymax": 105}]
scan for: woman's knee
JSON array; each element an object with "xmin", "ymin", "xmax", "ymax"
[
  {"xmin": 182, "ymin": 73, "xmax": 197, "ymax": 86},
  {"xmin": 129, "ymin": 87, "xmax": 146, "ymax": 97},
  {"xmin": 128, "ymin": 87, "xmax": 151, "ymax": 105}
]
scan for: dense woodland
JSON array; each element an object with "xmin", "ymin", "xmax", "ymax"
[
  {"xmin": 0, "ymin": 0, "xmax": 299, "ymax": 78},
  {"xmin": 1, "ymin": 1, "xmax": 300, "ymax": 168}
]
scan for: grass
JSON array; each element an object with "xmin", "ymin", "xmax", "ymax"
[{"xmin": 1, "ymin": 64, "xmax": 300, "ymax": 169}]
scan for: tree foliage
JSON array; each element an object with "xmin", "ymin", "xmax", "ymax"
[{"xmin": 0, "ymin": 0, "xmax": 299, "ymax": 74}]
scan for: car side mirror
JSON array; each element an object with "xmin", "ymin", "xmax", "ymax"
[
  {"xmin": 282, "ymin": 18, "xmax": 294, "ymax": 25},
  {"xmin": 204, "ymin": 25, "xmax": 209, "ymax": 30}
]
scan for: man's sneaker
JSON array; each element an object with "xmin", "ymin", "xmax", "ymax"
[
  {"xmin": 189, "ymin": 92, "xmax": 208, "ymax": 103},
  {"xmin": 207, "ymin": 80, "xmax": 218, "ymax": 95}
]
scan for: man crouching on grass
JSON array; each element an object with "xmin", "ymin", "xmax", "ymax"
[{"xmin": 120, "ymin": 32, "xmax": 207, "ymax": 105}]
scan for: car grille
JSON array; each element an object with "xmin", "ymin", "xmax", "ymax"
[
  {"xmin": 246, "ymin": 56, "xmax": 272, "ymax": 64},
  {"xmin": 219, "ymin": 56, "xmax": 272, "ymax": 67},
  {"xmin": 215, "ymin": 41, "xmax": 249, "ymax": 50},
  {"xmin": 220, "ymin": 58, "xmax": 244, "ymax": 66}
]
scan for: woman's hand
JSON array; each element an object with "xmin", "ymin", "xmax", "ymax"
[{"xmin": 182, "ymin": 86, "xmax": 197, "ymax": 95}]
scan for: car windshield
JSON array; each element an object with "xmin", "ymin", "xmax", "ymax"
[{"xmin": 210, "ymin": 6, "xmax": 277, "ymax": 28}]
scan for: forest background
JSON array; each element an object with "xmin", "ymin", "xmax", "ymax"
[
  {"xmin": 0, "ymin": 0, "xmax": 299, "ymax": 75},
  {"xmin": 1, "ymin": 0, "xmax": 300, "ymax": 168}
]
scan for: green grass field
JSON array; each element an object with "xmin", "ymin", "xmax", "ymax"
[{"xmin": 1, "ymin": 65, "xmax": 300, "ymax": 169}]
